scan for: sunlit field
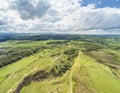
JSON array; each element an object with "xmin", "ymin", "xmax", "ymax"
[{"xmin": 0, "ymin": 34, "xmax": 120, "ymax": 93}]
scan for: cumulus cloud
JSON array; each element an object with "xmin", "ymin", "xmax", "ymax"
[
  {"xmin": 68, "ymin": 7, "xmax": 120, "ymax": 31},
  {"xmin": 13, "ymin": 0, "xmax": 51, "ymax": 20},
  {"xmin": 0, "ymin": 0, "xmax": 120, "ymax": 34}
]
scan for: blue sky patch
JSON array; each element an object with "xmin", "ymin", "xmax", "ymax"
[{"xmin": 81, "ymin": 0, "xmax": 120, "ymax": 8}]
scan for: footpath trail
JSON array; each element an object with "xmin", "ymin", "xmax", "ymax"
[{"xmin": 69, "ymin": 51, "xmax": 81, "ymax": 93}]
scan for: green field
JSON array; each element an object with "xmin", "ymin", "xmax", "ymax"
[{"xmin": 0, "ymin": 34, "xmax": 120, "ymax": 93}]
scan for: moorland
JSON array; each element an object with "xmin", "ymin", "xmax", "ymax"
[{"xmin": 0, "ymin": 33, "xmax": 120, "ymax": 93}]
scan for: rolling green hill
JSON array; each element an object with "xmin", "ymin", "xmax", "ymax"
[{"xmin": 0, "ymin": 35, "xmax": 120, "ymax": 93}]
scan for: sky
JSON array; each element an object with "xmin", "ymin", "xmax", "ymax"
[{"xmin": 0, "ymin": 0, "xmax": 120, "ymax": 34}]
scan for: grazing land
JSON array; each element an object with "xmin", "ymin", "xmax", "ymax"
[{"xmin": 0, "ymin": 34, "xmax": 120, "ymax": 93}]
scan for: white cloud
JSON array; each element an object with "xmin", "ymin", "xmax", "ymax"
[
  {"xmin": 0, "ymin": 1, "xmax": 9, "ymax": 10},
  {"xmin": 0, "ymin": 0, "xmax": 120, "ymax": 34}
]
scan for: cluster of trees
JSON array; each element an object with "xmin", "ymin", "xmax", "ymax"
[
  {"xmin": 0, "ymin": 47, "xmax": 44, "ymax": 68},
  {"xmin": 47, "ymin": 41, "xmax": 69, "ymax": 45},
  {"xmin": 81, "ymin": 42, "xmax": 103, "ymax": 52},
  {"xmin": 51, "ymin": 48, "xmax": 78, "ymax": 76}
]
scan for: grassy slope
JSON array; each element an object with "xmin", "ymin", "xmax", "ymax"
[
  {"xmin": 0, "ymin": 40, "xmax": 69, "ymax": 93},
  {"xmin": 0, "ymin": 46, "xmax": 65, "ymax": 93},
  {"xmin": 74, "ymin": 51, "xmax": 120, "ymax": 93},
  {"xmin": 0, "ymin": 52, "xmax": 46, "ymax": 93},
  {"xmin": 20, "ymin": 51, "xmax": 120, "ymax": 93},
  {"xmin": 0, "ymin": 40, "xmax": 120, "ymax": 93}
]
